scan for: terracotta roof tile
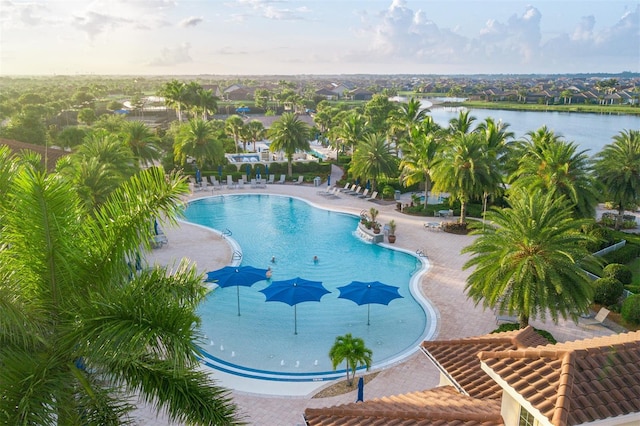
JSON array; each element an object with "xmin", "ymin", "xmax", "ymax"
[
  {"xmin": 421, "ymin": 327, "xmax": 549, "ymax": 400},
  {"xmin": 304, "ymin": 386, "xmax": 503, "ymax": 426},
  {"xmin": 480, "ymin": 331, "xmax": 640, "ymax": 425},
  {"xmin": 1, "ymin": 138, "xmax": 68, "ymax": 171}
]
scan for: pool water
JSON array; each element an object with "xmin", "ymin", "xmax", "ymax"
[{"xmin": 183, "ymin": 194, "xmax": 434, "ymax": 380}]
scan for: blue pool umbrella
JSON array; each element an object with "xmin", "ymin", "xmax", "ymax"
[
  {"xmin": 205, "ymin": 266, "xmax": 269, "ymax": 316},
  {"xmin": 357, "ymin": 376, "xmax": 364, "ymax": 402},
  {"xmin": 366, "ymin": 179, "xmax": 370, "ymax": 190},
  {"xmin": 195, "ymin": 167, "xmax": 202, "ymax": 184},
  {"xmin": 218, "ymin": 165, "xmax": 223, "ymax": 178},
  {"xmin": 260, "ymin": 277, "xmax": 330, "ymax": 334},
  {"xmin": 256, "ymin": 166, "xmax": 261, "ymax": 179},
  {"xmin": 327, "ymin": 175, "xmax": 331, "ymax": 186},
  {"xmin": 337, "ymin": 281, "xmax": 403, "ymax": 325},
  {"xmin": 245, "ymin": 164, "xmax": 251, "ymax": 178},
  {"xmin": 265, "ymin": 164, "xmax": 269, "ymax": 176}
]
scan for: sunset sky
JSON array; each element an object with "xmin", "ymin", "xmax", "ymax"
[{"xmin": 1, "ymin": 0, "xmax": 638, "ymax": 76}]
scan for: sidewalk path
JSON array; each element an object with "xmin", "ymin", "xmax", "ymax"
[{"xmin": 137, "ymin": 181, "xmax": 616, "ymax": 425}]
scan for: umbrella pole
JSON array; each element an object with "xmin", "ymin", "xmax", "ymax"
[
  {"xmin": 236, "ymin": 286, "xmax": 241, "ymax": 316},
  {"xmin": 294, "ymin": 305, "xmax": 298, "ymax": 335},
  {"xmin": 367, "ymin": 304, "xmax": 371, "ymax": 326}
]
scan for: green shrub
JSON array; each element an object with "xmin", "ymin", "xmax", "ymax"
[
  {"xmin": 382, "ymin": 185, "xmax": 395, "ymax": 200},
  {"xmin": 603, "ymin": 263, "xmax": 633, "ymax": 284},
  {"xmin": 602, "ymin": 243, "xmax": 640, "ymax": 264},
  {"xmin": 592, "ymin": 277, "xmax": 624, "ymax": 306},
  {"xmin": 492, "ymin": 324, "xmax": 557, "ymax": 344},
  {"xmin": 625, "ymin": 285, "xmax": 640, "ymax": 294},
  {"xmin": 621, "ymin": 294, "xmax": 640, "ymax": 325}
]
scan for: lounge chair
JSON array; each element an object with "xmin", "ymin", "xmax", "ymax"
[
  {"xmin": 357, "ymin": 188, "xmax": 369, "ymax": 199},
  {"xmin": 317, "ymin": 186, "xmax": 333, "ymax": 196},
  {"xmin": 250, "ymin": 178, "xmax": 257, "ymax": 188},
  {"xmin": 226, "ymin": 175, "xmax": 236, "ymax": 189},
  {"xmin": 237, "ymin": 178, "xmax": 246, "ymax": 189},
  {"xmin": 210, "ymin": 176, "xmax": 222, "ymax": 190},
  {"xmin": 266, "ymin": 174, "xmax": 275, "ymax": 184},
  {"xmin": 294, "ymin": 175, "xmax": 304, "ymax": 185},
  {"xmin": 581, "ymin": 307, "xmax": 610, "ymax": 327},
  {"xmin": 366, "ymin": 191, "xmax": 378, "ymax": 201},
  {"xmin": 346, "ymin": 185, "xmax": 361, "ymax": 196},
  {"xmin": 276, "ymin": 174, "xmax": 286, "ymax": 184},
  {"xmin": 495, "ymin": 309, "xmax": 518, "ymax": 325},
  {"xmin": 341, "ymin": 184, "xmax": 357, "ymax": 194},
  {"xmin": 338, "ymin": 182, "xmax": 350, "ymax": 192},
  {"xmin": 200, "ymin": 177, "xmax": 209, "ymax": 191}
]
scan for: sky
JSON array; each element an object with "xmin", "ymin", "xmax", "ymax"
[{"xmin": 1, "ymin": 0, "xmax": 638, "ymax": 76}]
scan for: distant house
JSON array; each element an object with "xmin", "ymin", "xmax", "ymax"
[
  {"xmin": 223, "ymin": 85, "xmax": 255, "ymax": 101},
  {"xmin": 304, "ymin": 328, "xmax": 640, "ymax": 425},
  {"xmin": 315, "ymin": 88, "xmax": 338, "ymax": 100},
  {"xmin": 350, "ymin": 88, "xmax": 373, "ymax": 101},
  {"xmin": 1, "ymin": 138, "xmax": 69, "ymax": 171}
]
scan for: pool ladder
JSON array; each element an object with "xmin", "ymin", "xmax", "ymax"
[
  {"xmin": 232, "ymin": 250, "xmax": 242, "ymax": 261},
  {"xmin": 222, "ymin": 228, "xmax": 232, "ymax": 239}
]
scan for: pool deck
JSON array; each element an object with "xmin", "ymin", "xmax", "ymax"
[{"xmin": 136, "ymin": 166, "xmax": 617, "ymax": 425}]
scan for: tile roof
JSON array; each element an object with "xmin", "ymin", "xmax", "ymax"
[
  {"xmin": 421, "ymin": 327, "xmax": 549, "ymax": 400},
  {"xmin": 479, "ymin": 331, "xmax": 640, "ymax": 426},
  {"xmin": 1, "ymin": 138, "xmax": 69, "ymax": 171},
  {"xmin": 303, "ymin": 386, "xmax": 503, "ymax": 426}
]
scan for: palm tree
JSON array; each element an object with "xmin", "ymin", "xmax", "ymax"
[
  {"xmin": 510, "ymin": 128, "xmax": 599, "ymax": 219},
  {"xmin": 245, "ymin": 120, "xmax": 266, "ymax": 152},
  {"xmin": 448, "ymin": 110, "xmax": 476, "ymax": 134},
  {"xmin": 0, "ymin": 154, "xmax": 240, "ymax": 424},
  {"xmin": 75, "ymin": 129, "xmax": 138, "ymax": 181},
  {"xmin": 350, "ymin": 133, "xmax": 397, "ymax": 192},
  {"xmin": 329, "ymin": 333, "xmax": 372, "ymax": 386},
  {"xmin": 462, "ymin": 189, "xmax": 596, "ymax": 328},
  {"xmin": 224, "ymin": 115, "xmax": 245, "ymax": 154},
  {"xmin": 399, "ymin": 126, "xmax": 441, "ymax": 209},
  {"xmin": 333, "ymin": 110, "xmax": 369, "ymax": 154},
  {"xmin": 268, "ymin": 112, "xmax": 311, "ymax": 176},
  {"xmin": 193, "ymin": 88, "xmax": 218, "ymax": 121},
  {"xmin": 121, "ymin": 121, "xmax": 161, "ymax": 167},
  {"xmin": 431, "ymin": 132, "xmax": 491, "ymax": 223},
  {"xmin": 174, "ymin": 119, "xmax": 224, "ymax": 169},
  {"xmin": 593, "ymin": 129, "xmax": 640, "ymax": 230},
  {"xmin": 158, "ymin": 79, "xmax": 188, "ymax": 122}
]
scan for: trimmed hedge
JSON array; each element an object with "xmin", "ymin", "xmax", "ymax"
[
  {"xmin": 492, "ymin": 324, "xmax": 557, "ymax": 344},
  {"xmin": 621, "ymin": 294, "xmax": 640, "ymax": 325},
  {"xmin": 601, "ymin": 243, "xmax": 640, "ymax": 264},
  {"xmin": 592, "ymin": 277, "xmax": 624, "ymax": 306},
  {"xmin": 602, "ymin": 263, "xmax": 633, "ymax": 285}
]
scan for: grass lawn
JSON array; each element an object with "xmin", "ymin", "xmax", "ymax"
[{"xmin": 627, "ymin": 257, "xmax": 640, "ymax": 286}]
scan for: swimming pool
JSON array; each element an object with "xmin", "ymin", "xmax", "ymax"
[{"xmin": 183, "ymin": 194, "xmax": 435, "ymax": 381}]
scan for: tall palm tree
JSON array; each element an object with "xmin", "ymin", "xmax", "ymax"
[
  {"xmin": 75, "ymin": 129, "xmax": 138, "ymax": 182},
  {"xmin": 268, "ymin": 112, "xmax": 311, "ymax": 176},
  {"xmin": 0, "ymin": 155, "xmax": 240, "ymax": 424},
  {"xmin": 121, "ymin": 121, "xmax": 161, "ymax": 167},
  {"xmin": 224, "ymin": 115, "xmax": 245, "ymax": 154},
  {"xmin": 329, "ymin": 333, "xmax": 372, "ymax": 386},
  {"xmin": 174, "ymin": 119, "xmax": 224, "ymax": 169},
  {"xmin": 245, "ymin": 120, "xmax": 266, "ymax": 152},
  {"xmin": 333, "ymin": 110, "xmax": 369, "ymax": 155},
  {"xmin": 431, "ymin": 132, "xmax": 492, "ymax": 223},
  {"xmin": 158, "ymin": 79, "xmax": 188, "ymax": 122},
  {"xmin": 350, "ymin": 133, "xmax": 397, "ymax": 192},
  {"xmin": 448, "ymin": 110, "xmax": 477, "ymax": 134},
  {"xmin": 511, "ymin": 129, "xmax": 599, "ymax": 219},
  {"xmin": 462, "ymin": 189, "xmax": 597, "ymax": 328},
  {"xmin": 593, "ymin": 129, "xmax": 640, "ymax": 230},
  {"xmin": 399, "ymin": 126, "xmax": 441, "ymax": 209},
  {"xmin": 193, "ymin": 88, "xmax": 218, "ymax": 121}
]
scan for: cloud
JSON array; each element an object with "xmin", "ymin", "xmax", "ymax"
[
  {"xmin": 179, "ymin": 16, "xmax": 204, "ymax": 27},
  {"xmin": 230, "ymin": 0, "xmax": 311, "ymax": 21},
  {"xmin": 353, "ymin": 1, "xmax": 638, "ymax": 73},
  {"xmin": 0, "ymin": 0, "xmax": 53, "ymax": 28},
  {"xmin": 148, "ymin": 43, "xmax": 193, "ymax": 66},
  {"xmin": 70, "ymin": 0, "xmax": 174, "ymax": 39}
]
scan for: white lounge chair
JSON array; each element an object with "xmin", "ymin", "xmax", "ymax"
[
  {"xmin": 210, "ymin": 176, "xmax": 221, "ymax": 190},
  {"xmin": 200, "ymin": 177, "xmax": 209, "ymax": 190},
  {"xmin": 357, "ymin": 188, "xmax": 369, "ymax": 198},
  {"xmin": 276, "ymin": 174, "xmax": 286, "ymax": 184},
  {"xmin": 366, "ymin": 191, "xmax": 378, "ymax": 201},
  {"xmin": 342, "ymin": 184, "xmax": 357, "ymax": 194},
  {"xmin": 346, "ymin": 185, "xmax": 361, "ymax": 196},
  {"xmin": 267, "ymin": 174, "xmax": 275, "ymax": 184},
  {"xmin": 581, "ymin": 307, "xmax": 610, "ymax": 327},
  {"xmin": 294, "ymin": 175, "xmax": 304, "ymax": 185},
  {"xmin": 226, "ymin": 175, "xmax": 236, "ymax": 189},
  {"xmin": 237, "ymin": 178, "xmax": 246, "ymax": 189}
]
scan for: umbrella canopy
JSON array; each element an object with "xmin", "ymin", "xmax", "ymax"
[
  {"xmin": 260, "ymin": 277, "xmax": 330, "ymax": 334},
  {"xmin": 256, "ymin": 166, "xmax": 261, "ymax": 179},
  {"xmin": 218, "ymin": 165, "xmax": 223, "ymax": 178},
  {"xmin": 245, "ymin": 164, "xmax": 251, "ymax": 177},
  {"xmin": 195, "ymin": 167, "xmax": 202, "ymax": 184},
  {"xmin": 205, "ymin": 266, "xmax": 269, "ymax": 316},
  {"xmin": 327, "ymin": 175, "xmax": 331, "ymax": 186},
  {"xmin": 337, "ymin": 281, "xmax": 403, "ymax": 325}
]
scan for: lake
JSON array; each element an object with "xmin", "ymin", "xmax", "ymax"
[{"xmin": 428, "ymin": 106, "xmax": 639, "ymax": 155}]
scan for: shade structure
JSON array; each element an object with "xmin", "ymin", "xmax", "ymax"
[
  {"xmin": 357, "ymin": 376, "xmax": 364, "ymax": 402},
  {"xmin": 245, "ymin": 164, "xmax": 251, "ymax": 177},
  {"xmin": 260, "ymin": 277, "xmax": 330, "ymax": 334},
  {"xmin": 195, "ymin": 167, "xmax": 202, "ymax": 184},
  {"xmin": 218, "ymin": 165, "xmax": 223, "ymax": 178},
  {"xmin": 327, "ymin": 175, "xmax": 331, "ymax": 186},
  {"xmin": 265, "ymin": 164, "xmax": 269, "ymax": 176},
  {"xmin": 205, "ymin": 266, "xmax": 269, "ymax": 316},
  {"xmin": 337, "ymin": 281, "xmax": 403, "ymax": 325}
]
